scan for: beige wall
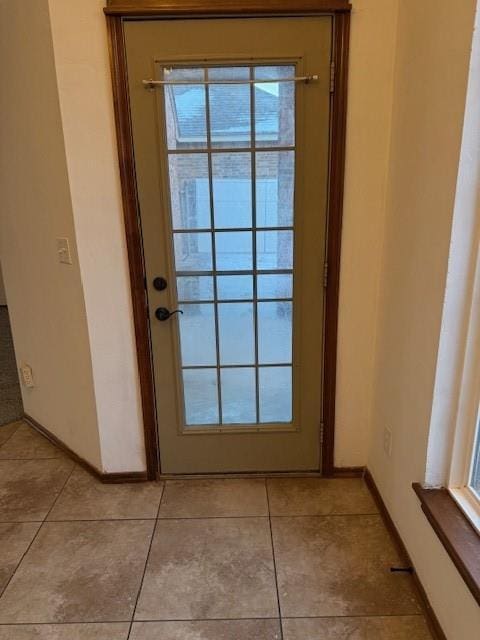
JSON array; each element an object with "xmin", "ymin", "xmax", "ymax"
[
  {"xmin": 335, "ymin": 0, "xmax": 398, "ymax": 466},
  {"xmin": 0, "ymin": 0, "xmax": 144, "ymax": 474},
  {"xmin": 47, "ymin": 0, "xmax": 146, "ymax": 473},
  {"xmin": 0, "ymin": 0, "xmax": 102, "ymax": 469},
  {"xmin": 368, "ymin": 1, "xmax": 480, "ymax": 637},
  {"xmin": 425, "ymin": 1, "xmax": 480, "ymax": 488}
]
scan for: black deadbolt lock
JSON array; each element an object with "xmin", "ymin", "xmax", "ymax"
[{"xmin": 153, "ymin": 276, "xmax": 168, "ymax": 291}]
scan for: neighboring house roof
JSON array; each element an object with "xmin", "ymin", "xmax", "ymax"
[{"xmin": 170, "ymin": 84, "xmax": 280, "ymax": 142}]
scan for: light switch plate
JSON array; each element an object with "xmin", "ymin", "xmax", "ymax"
[{"xmin": 56, "ymin": 237, "xmax": 72, "ymax": 265}]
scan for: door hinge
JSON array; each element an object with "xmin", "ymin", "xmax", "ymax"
[
  {"xmin": 323, "ymin": 261, "xmax": 329, "ymax": 289},
  {"xmin": 320, "ymin": 421, "xmax": 325, "ymax": 443},
  {"xmin": 330, "ymin": 62, "xmax": 335, "ymax": 93}
]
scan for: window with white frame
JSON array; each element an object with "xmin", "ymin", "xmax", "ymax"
[
  {"xmin": 448, "ymin": 250, "xmax": 480, "ymax": 534},
  {"xmin": 471, "ymin": 432, "xmax": 480, "ymax": 494}
]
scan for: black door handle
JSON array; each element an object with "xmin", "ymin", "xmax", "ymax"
[{"xmin": 155, "ymin": 307, "xmax": 183, "ymax": 322}]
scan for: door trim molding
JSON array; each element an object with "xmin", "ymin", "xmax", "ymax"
[
  {"xmin": 105, "ymin": 2, "xmax": 351, "ymax": 480},
  {"xmin": 105, "ymin": 1, "xmax": 351, "ymax": 17},
  {"xmin": 322, "ymin": 9, "xmax": 350, "ymax": 476}
]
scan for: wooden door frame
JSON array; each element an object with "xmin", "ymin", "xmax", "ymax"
[{"xmin": 105, "ymin": 0, "xmax": 351, "ymax": 480}]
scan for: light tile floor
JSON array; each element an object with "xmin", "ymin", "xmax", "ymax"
[{"xmin": 0, "ymin": 420, "xmax": 434, "ymax": 639}]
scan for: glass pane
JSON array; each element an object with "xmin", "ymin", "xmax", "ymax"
[
  {"xmin": 218, "ymin": 303, "xmax": 255, "ymax": 365},
  {"xmin": 221, "ymin": 368, "xmax": 256, "ymax": 424},
  {"xmin": 174, "ymin": 232, "xmax": 212, "ymax": 271},
  {"xmin": 162, "ymin": 65, "xmax": 299, "ymax": 430},
  {"xmin": 259, "ymin": 366, "xmax": 292, "ymax": 423},
  {"xmin": 470, "ymin": 424, "xmax": 480, "ymax": 495},
  {"xmin": 256, "ymin": 230, "xmax": 293, "ymax": 270},
  {"xmin": 163, "ymin": 68, "xmax": 207, "ymax": 150},
  {"xmin": 217, "ymin": 275, "xmax": 253, "ymax": 300},
  {"xmin": 254, "ymin": 66, "xmax": 295, "ymax": 148},
  {"xmin": 183, "ymin": 368, "xmax": 219, "ymax": 425},
  {"xmin": 177, "ymin": 276, "xmax": 214, "ymax": 301},
  {"xmin": 168, "ymin": 155, "xmax": 210, "ymax": 230},
  {"xmin": 164, "ymin": 67, "xmax": 204, "ymax": 81},
  {"xmin": 208, "ymin": 67, "xmax": 251, "ymax": 148},
  {"xmin": 212, "ymin": 153, "xmax": 252, "ymax": 228},
  {"xmin": 215, "ymin": 231, "xmax": 253, "ymax": 270},
  {"xmin": 256, "ymin": 151, "xmax": 294, "ymax": 227},
  {"xmin": 258, "ymin": 301, "xmax": 292, "ymax": 364},
  {"xmin": 209, "ymin": 67, "xmax": 250, "ymax": 80},
  {"xmin": 179, "ymin": 304, "xmax": 216, "ymax": 366},
  {"xmin": 257, "ymin": 274, "xmax": 293, "ymax": 299}
]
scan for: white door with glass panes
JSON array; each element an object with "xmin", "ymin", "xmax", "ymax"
[{"xmin": 125, "ymin": 17, "xmax": 332, "ymax": 473}]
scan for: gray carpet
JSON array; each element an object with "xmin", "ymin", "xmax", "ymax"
[{"xmin": 0, "ymin": 306, "xmax": 23, "ymax": 425}]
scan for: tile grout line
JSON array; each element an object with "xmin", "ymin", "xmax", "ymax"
[
  {"xmin": 265, "ymin": 479, "xmax": 284, "ymax": 640},
  {"xmin": 0, "ymin": 423, "xmax": 67, "ymax": 462},
  {"xmin": 0, "ymin": 457, "xmax": 66, "ymax": 462},
  {"xmin": 0, "ymin": 461, "xmax": 77, "ymax": 602},
  {"xmin": 0, "ymin": 613, "xmax": 429, "ymax": 627},
  {"xmin": 0, "ymin": 513, "xmax": 381, "ymax": 525},
  {"xmin": 0, "ymin": 422, "xmax": 22, "ymax": 450},
  {"xmin": 126, "ymin": 482, "xmax": 166, "ymax": 640}
]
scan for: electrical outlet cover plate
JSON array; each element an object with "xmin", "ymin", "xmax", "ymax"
[
  {"xmin": 20, "ymin": 364, "xmax": 34, "ymax": 388},
  {"xmin": 56, "ymin": 237, "xmax": 72, "ymax": 265}
]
